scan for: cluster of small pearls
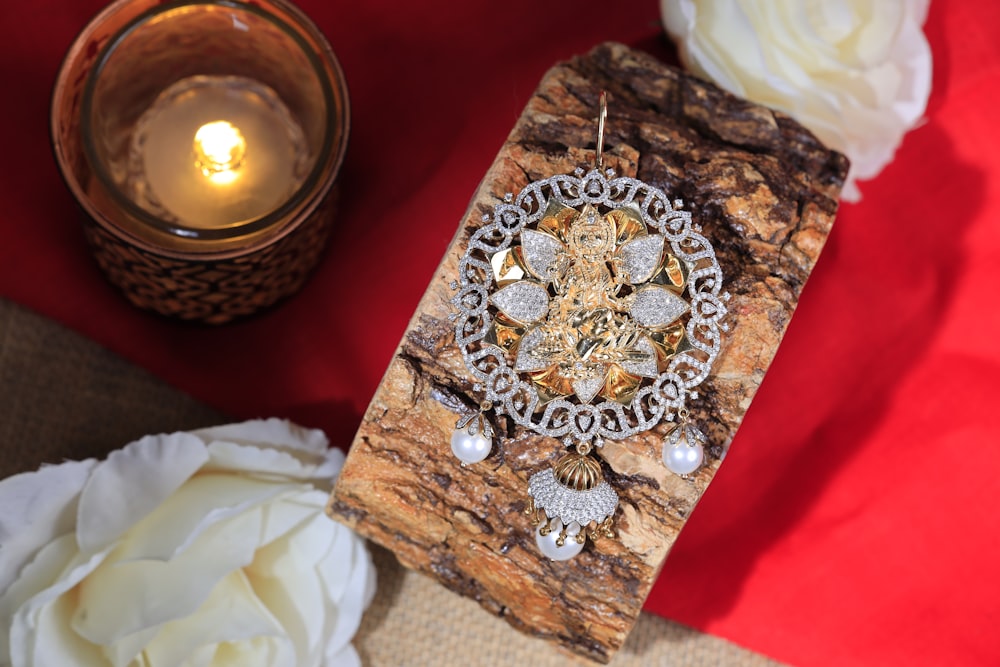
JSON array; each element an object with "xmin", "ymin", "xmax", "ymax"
[{"xmin": 535, "ymin": 517, "xmax": 585, "ymax": 561}]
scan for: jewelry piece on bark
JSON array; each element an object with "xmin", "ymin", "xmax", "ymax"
[{"xmin": 449, "ymin": 92, "xmax": 727, "ymax": 559}]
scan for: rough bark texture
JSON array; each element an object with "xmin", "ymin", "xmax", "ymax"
[{"xmin": 328, "ymin": 42, "xmax": 846, "ymax": 663}]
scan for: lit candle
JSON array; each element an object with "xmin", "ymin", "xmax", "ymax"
[
  {"xmin": 194, "ymin": 120, "xmax": 247, "ymax": 180},
  {"xmin": 128, "ymin": 75, "xmax": 308, "ymax": 228},
  {"xmin": 51, "ymin": 0, "xmax": 349, "ymax": 323}
]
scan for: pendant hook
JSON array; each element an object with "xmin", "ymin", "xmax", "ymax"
[{"xmin": 595, "ymin": 91, "xmax": 608, "ymax": 170}]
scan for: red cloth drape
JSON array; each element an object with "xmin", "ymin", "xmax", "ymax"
[{"xmin": 0, "ymin": 1, "xmax": 997, "ymax": 665}]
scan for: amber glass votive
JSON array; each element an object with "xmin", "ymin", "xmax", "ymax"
[{"xmin": 52, "ymin": 0, "xmax": 349, "ymax": 324}]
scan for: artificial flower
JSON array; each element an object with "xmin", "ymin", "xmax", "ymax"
[
  {"xmin": 661, "ymin": 0, "xmax": 932, "ymax": 200},
  {"xmin": 0, "ymin": 419, "xmax": 374, "ymax": 667}
]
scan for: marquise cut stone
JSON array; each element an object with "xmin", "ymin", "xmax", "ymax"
[
  {"xmin": 491, "ymin": 281, "xmax": 549, "ymax": 324},
  {"xmin": 521, "ymin": 229, "xmax": 564, "ymax": 280},
  {"xmin": 514, "ymin": 327, "xmax": 550, "ymax": 372},
  {"xmin": 618, "ymin": 234, "xmax": 664, "ymax": 284},
  {"xmin": 630, "ymin": 286, "xmax": 690, "ymax": 328}
]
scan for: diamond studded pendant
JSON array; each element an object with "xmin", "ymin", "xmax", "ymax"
[{"xmin": 449, "ymin": 92, "xmax": 728, "ymax": 560}]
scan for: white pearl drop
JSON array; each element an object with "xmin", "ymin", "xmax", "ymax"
[
  {"xmin": 450, "ymin": 426, "xmax": 491, "ymax": 464},
  {"xmin": 663, "ymin": 439, "xmax": 704, "ymax": 475},
  {"xmin": 535, "ymin": 518, "xmax": 585, "ymax": 561}
]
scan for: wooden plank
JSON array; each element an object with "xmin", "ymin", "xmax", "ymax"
[{"xmin": 328, "ymin": 41, "xmax": 846, "ymax": 663}]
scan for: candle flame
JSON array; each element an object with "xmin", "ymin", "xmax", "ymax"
[{"xmin": 194, "ymin": 121, "xmax": 246, "ymax": 184}]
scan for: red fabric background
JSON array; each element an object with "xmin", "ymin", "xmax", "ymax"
[{"xmin": 1, "ymin": 1, "xmax": 998, "ymax": 665}]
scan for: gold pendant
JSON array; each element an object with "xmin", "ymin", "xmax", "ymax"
[{"xmin": 450, "ymin": 92, "xmax": 728, "ymax": 560}]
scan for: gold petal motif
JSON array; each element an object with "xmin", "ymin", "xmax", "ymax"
[
  {"xmin": 485, "ymin": 313, "xmax": 525, "ymax": 353},
  {"xmin": 537, "ymin": 199, "xmax": 578, "ymax": 243},
  {"xmin": 649, "ymin": 322, "xmax": 687, "ymax": 365},
  {"xmin": 653, "ymin": 253, "xmax": 690, "ymax": 292},
  {"xmin": 489, "ymin": 247, "xmax": 527, "ymax": 286},
  {"xmin": 605, "ymin": 206, "xmax": 647, "ymax": 246},
  {"xmin": 600, "ymin": 365, "xmax": 642, "ymax": 404},
  {"xmin": 528, "ymin": 366, "xmax": 574, "ymax": 401}
]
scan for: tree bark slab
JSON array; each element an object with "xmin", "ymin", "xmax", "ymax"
[{"xmin": 328, "ymin": 42, "xmax": 847, "ymax": 663}]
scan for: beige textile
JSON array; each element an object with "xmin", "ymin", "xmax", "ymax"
[{"xmin": 0, "ymin": 299, "xmax": 781, "ymax": 667}]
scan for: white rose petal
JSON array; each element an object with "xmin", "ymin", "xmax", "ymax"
[
  {"xmin": 661, "ymin": 0, "xmax": 932, "ymax": 200},
  {"xmin": 0, "ymin": 460, "xmax": 95, "ymax": 594},
  {"xmin": 30, "ymin": 594, "xmax": 105, "ymax": 667},
  {"xmin": 313, "ymin": 519, "xmax": 358, "ymax": 606},
  {"xmin": 205, "ymin": 440, "xmax": 341, "ymax": 483},
  {"xmin": 73, "ymin": 509, "xmax": 264, "ymax": 644},
  {"xmin": 111, "ymin": 475, "xmax": 291, "ymax": 564},
  {"xmin": 322, "ymin": 538, "xmax": 376, "ymax": 663},
  {"xmin": 8, "ymin": 546, "xmax": 112, "ymax": 667},
  {"xmin": 77, "ymin": 432, "xmax": 209, "ymax": 554},
  {"xmin": 196, "ymin": 419, "xmax": 331, "ymax": 456},
  {"xmin": 248, "ymin": 516, "xmax": 330, "ymax": 656},
  {"xmin": 140, "ymin": 570, "xmax": 288, "ymax": 667},
  {"xmin": 0, "ymin": 535, "xmax": 89, "ymax": 660},
  {"xmin": 0, "ymin": 420, "xmax": 375, "ymax": 667}
]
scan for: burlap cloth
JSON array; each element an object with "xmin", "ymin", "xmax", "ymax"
[{"xmin": 0, "ymin": 299, "xmax": 780, "ymax": 666}]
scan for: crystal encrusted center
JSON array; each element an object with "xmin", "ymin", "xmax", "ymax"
[{"xmin": 487, "ymin": 200, "xmax": 692, "ymax": 407}]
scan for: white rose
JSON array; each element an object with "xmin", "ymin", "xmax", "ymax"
[
  {"xmin": 661, "ymin": 0, "xmax": 932, "ymax": 200},
  {"xmin": 0, "ymin": 419, "xmax": 375, "ymax": 667}
]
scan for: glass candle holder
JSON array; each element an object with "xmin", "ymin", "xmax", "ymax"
[{"xmin": 52, "ymin": 0, "xmax": 349, "ymax": 324}]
